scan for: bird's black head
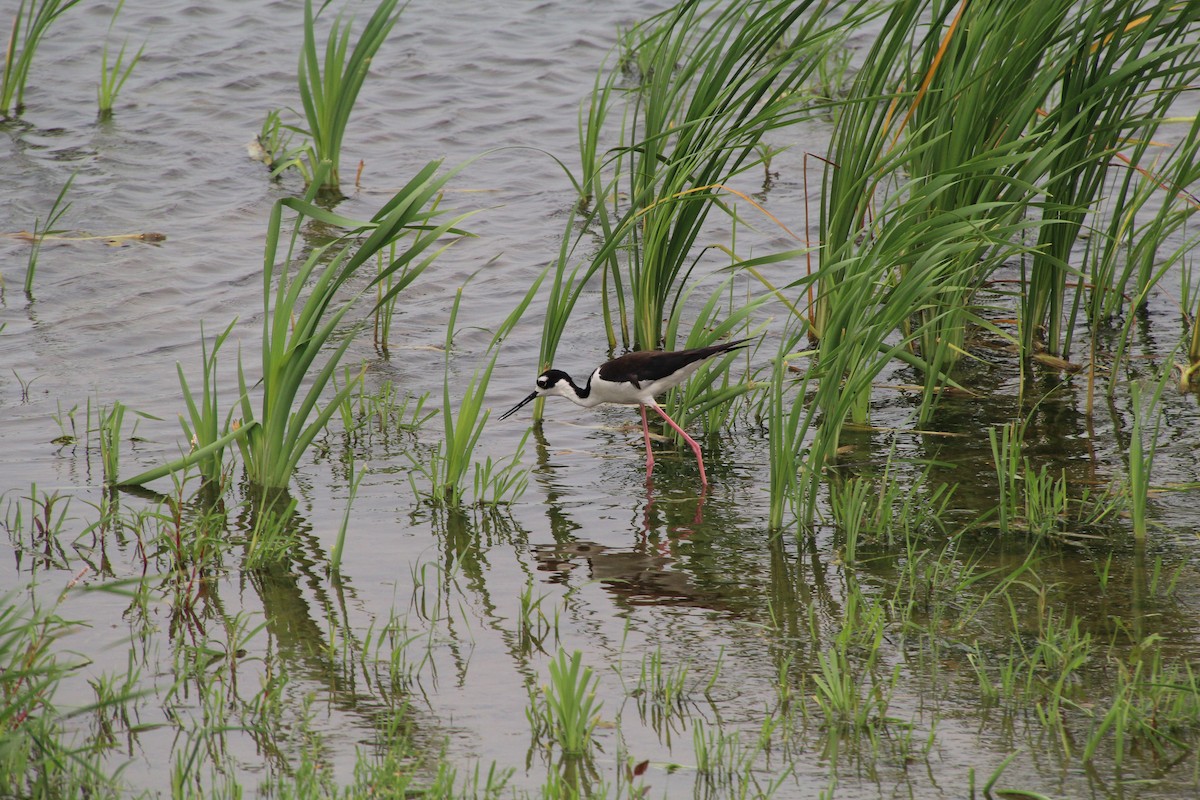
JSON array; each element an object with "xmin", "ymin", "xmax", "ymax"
[
  {"xmin": 536, "ymin": 369, "xmax": 572, "ymax": 391},
  {"xmin": 500, "ymin": 369, "xmax": 577, "ymax": 421}
]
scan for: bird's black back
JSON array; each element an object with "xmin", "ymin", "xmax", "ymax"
[{"xmin": 597, "ymin": 338, "xmax": 751, "ymax": 385}]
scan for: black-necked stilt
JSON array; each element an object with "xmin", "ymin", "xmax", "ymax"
[{"xmin": 500, "ymin": 339, "xmax": 751, "ymax": 486}]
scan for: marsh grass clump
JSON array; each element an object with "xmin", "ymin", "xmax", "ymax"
[
  {"xmin": 0, "ymin": 594, "xmax": 67, "ymax": 796},
  {"xmin": 121, "ymin": 159, "xmax": 471, "ymax": 493},
  {"xmin": 21, "ymin": 171, "xmax": 74, "ymax": 297},
  {"xmin": 810, "ymin": 592, "xmax": 897, "ymax": 733},
  {"xmin": 0, "ymin": 0, "xmax": 83, "ymax": 118},
  {"xmin": 805, "ymin": 0, "xmax": 1200, "ymax": 446},
  {"xmin": 266, "ymin": 0, "xmax": 401, "ymax": 194},
  {"xmin": 0, "ymin": 583, "xmax": 136, "ymax": 798},
  {"xmin": 409, "ymin": 275, "xmax": 541, "ymax": 508},
  {"xmin": 530, "ymin": 649, "xmax": 603, "ymax": 758},
  {"xmin": 586, "ymin": 0, "xmax": 881, "ymax": 352},
  {"xmin": 95, "ymin": 0, "xmax": 143, "ymax": 120}
]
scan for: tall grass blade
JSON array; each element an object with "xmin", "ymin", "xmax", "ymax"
[
  {"xmin": 295, "ymin": 0, "xmax": 401, "ymax": 193},
  {"xmin": 96, "ymin": 0, "xmax": 144, "ymax": 120},
  {"xmin": 1, "ymin": 0, "xmax": 83, "ymax": 118}
]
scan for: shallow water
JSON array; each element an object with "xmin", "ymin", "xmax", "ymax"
[{"xmin": 3, "ymin": 1, "xmax": 1200, "ymax": 798}]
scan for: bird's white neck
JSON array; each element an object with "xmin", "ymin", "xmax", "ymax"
[{"xmin": 560, "ymin": 375, "xmax": 605, "ymax": 408}]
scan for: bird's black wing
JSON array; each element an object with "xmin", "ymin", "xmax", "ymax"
[{"xmin": 598, "ymin": 339, "xmax": 750, "ymax": 386}]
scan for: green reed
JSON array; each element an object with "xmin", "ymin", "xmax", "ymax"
[
  {"xmin": 814, "ymin": 0, "xmax": 1043, "ymax": 426},
  {"xmin": 23, "ymin": 170, "xmax": 74, "ymax": 297},
  {"xmin": 806, "ymin": 0, "xmax": 1200, "ymax": 455},
  {"xmin": 0, "ymin": 593, "xmax": 66, "ymax": 797},
  {"xmin": 575, "ymin": 62, "xmax": 617, "ymax": 212},
  {"xmin": 1191, "ymin": 294, "xmax": 1200, "ymax": 391},
  {"xmin": 811, "ymin": 591, "xmax": 895, "ymax": 732},
  {"xmin": 329, "ymin": 456, "xmax": 365, "ymax": 573},
  {"xmin": 1127, "ymin": 376, "xmax": 1168, "ymax": 542},
  {"xmin": 172, "ymin": 321, "xmax": 237, "ymax": 487},
  {"xmin": 294, "ymin": 0, "xmax": 401, "ymax": 193},
  {"xmin": 96, "ymin": 0, "xmax": 143, "ymax": 120},
  {"xmin": 532, "ymin": 649, "xmax": 602, "ymax": 757},
  {"xmin": 658, "ymin": 276, "xmax": 763, "ymax": 443},
  {"xmin": 589, "ymin": 0, "xmax": 876, "ymax": 350},
  {"xmin": 516, "ymin": 580, "xmax": 558, "ymax": 656},
  {"xmin": 243, "ymin": 493, "xmax": 300, "ymax": 568},
  {"xmin": 529, "ymin": 202, "xmax": 594, "ymax": 421},
  {"xmin": 765, "ymin": 331, "xmax": 817, "ymax": 529},
  {"xmin": 412, "ymin": 274, "xmax": 540, "ymax": 507},
  {"xmin": 98, "ymin": 401, "xmax": 125, "ymax": 486},
  {"xmin": 0, "ymin": 0, "xmax": 82, "ymax": 118},
  {"xmin": 1023, "ymin": 1, "xmax": 1200, "ymax": 360},
  {"xmin": 1084, "ymin": 650, "xmax": 1200, "ymax": 768},
  {"xmin": 988, "ymin": 422, "xmax": 1021, "ymax": 534},
  {"xmin": 122, "ymin": 160, "xmax": 471, "ymax": 491},
  {"xmin": 231, "ymin": 161, "xmax": 460, "ymax": 489},
  {"xmin": 0, "ymin": 584, "xmax": 132, "ymax": 798}
]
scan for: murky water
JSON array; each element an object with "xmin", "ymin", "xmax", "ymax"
[{"xmin": 3, "ymin": 1, "xmax": 1200, "ymax": 798}]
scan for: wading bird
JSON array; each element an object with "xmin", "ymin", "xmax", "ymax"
[{"xmin": 500, "ymin": 339, "xmax": 751, "ymax": 486}]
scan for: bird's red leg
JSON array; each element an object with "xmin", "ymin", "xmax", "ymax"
[
  {"xmin": 649, "ymin": 403, "xmax": 708, "ymax": 487},
  {"xmin": 640, "ymin": 404, "xmax": 655, "ymax": 479}
]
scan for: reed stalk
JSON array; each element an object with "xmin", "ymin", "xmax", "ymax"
[
  {"xmin": 1023, "ymin": 1, "xmax": 1200, "ymax": 359},
  {"xmin": 539, "ymin": 649, "xmax": 602, "ymax": 757},
  {"xmin": 329, "ymin": 457, "xmax": 365, "ymax": 572},
  {"xmin": 175, "ymin": 321, "xmax": 237, "ymax": 486},
  {"xmin": 765, "ymin": 331, "xmax": 817, "ymax": 529},
  {"xmin": 122, "ymin": 160, "xmax": 472, "ymax": 490},
  {"xmin": 803, "ymin": 0, "xmax": 1200, "ymax": 465},
  {"xmin": 660, "ymin": 275, "xmax": 763, "ymax": 441},
  {"xmin": 295, "ymin": 0, "xmax": 401, "ymax": 193},
  {"xmin": 99, "ymin": 402, "xmax": 125, "ymax": 486},
  {"xmin": 96, "ymin": 0, "xmax": 143, "ymax": 120},
  {"xmin": 0, "ymin": 0, "xmax": 82, "ymax": 118},
  {"xmin": 0, "ymin": 594, "xmax": 67, "ymax": 795},
  {"xmin": 23, "ymin": 171, "xmax": 74, "ymax": 297},
  {"xmin": 414, "ymin": 271, "xmax": 542, "ymax": 506},
  {"xmin": 589, "ymin": 0, "xmax": 878, "ymax": 350},
  {"xmin": 1127, "ymin": 372, "xmax": 1170, "ymax": 542}
]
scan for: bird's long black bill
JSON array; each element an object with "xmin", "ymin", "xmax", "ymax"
[{"xmin": 499, "ymin": 391, "xmax": 538, "ymax": 421}]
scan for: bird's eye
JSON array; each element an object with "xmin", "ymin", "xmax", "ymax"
[{"xmin": 537, "ymin": 378, "xmax": 548, "ymax": 388}]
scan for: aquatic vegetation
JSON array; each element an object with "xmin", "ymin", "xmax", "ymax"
[
  {"xmin": 0, "ymin": 593, "xmax": 66, "ymax": 797},
  {"xmin": 21, "ymin": 171, "xmax": 74, "ymax": 297},
  {"xmin": 765, "ymin": 332, "xmax": 817, "ymax": 529},
  {"xmin": 97, "ymin": 401, "xmax": 125, "ymax": 486},
  {"xmin": 516, "ymin": 580, "xmax": 559, "ymax": 656},
  {"xmin": 95, "ymin": 0, "xmax": 143, "ymax": 120},
  {"xmin": 329, "ymin": 456, "xmax": 365, "ymax": 573},
  {"xmin": 290, "ymin": 0, "xmax": 401, "ymax": 193},
  {"xmin": 411, "ymin": 276, "xmax": 541, "ymax": 507},
  {"xmin": 1126, "ymin": 374, "xmax": 1170, "ymax": 541},
  {"xmin": 0, "ymin": 584, "xmax": 138, "ymax": 799},
  {"xmin": 174, "ymin": 322, "xmax": 238, "ymax": 488},
  {"xmin": 0, "ymin": 0, "xmax": 82, "ymax": 118},
  {"xmin": 530, "ymin": 649, "xmax": 603, "ymax": 757},
  {"xmin": 5, "ymin": 0, "xmax": 1200, "ymax": 798},
  {"xmin": 659, "ymin": 276, "xmax": 763, "ymax": 443},
  {"xmin": 587, "ymin": 0, "xmax": 879, "ymax": 351},
  {"xmin": 809, "ymin": 0, "xmax": 1200, "ymax": 441},
  {"xmin": 122, "ymin": 159, "xmax": 471, "ymax": 491}
]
